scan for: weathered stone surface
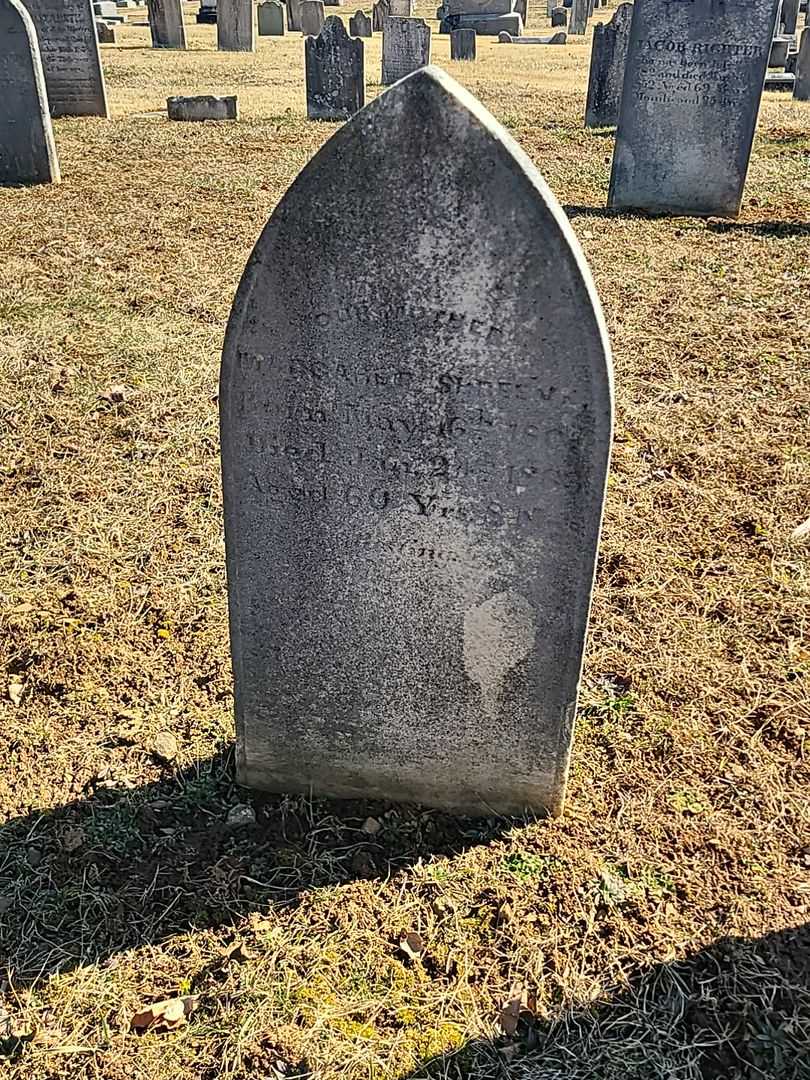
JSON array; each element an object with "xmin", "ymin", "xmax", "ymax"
[
  {"xmin": 585, "ymin": 2, "xmax": 632, "ymax": 127},
  {"xmin": 567, "ymin": 0, "xmax": 588, "ymax": 35},
  {"xmin": 498, "ymin": 29, "xmax": 564, "ymax": 42},
  {"xmin": 167, "ymin": 93, "xmax": 238, "ymax": 119},
  {"xmin": 450, "ymin": 26, "xmax": 476, "ymax": 57},
  {"xmin": 94, "ymin": 1, "xmax": 117, "ymax": 16},
  {"xmin": 0, "ymin": 0, "xmax": 60, "ymax": 184},
  {"xmin": 550, "ymin": 7, "xmax": 567, "ymax": 26},
  {"xmin": 764, "ymin": 70, "xmax": 794, "ymax": 88},
  {"xmin": 781, "ymin": 0, "xmax": 800, "ymax": 33},
  {"xmin": 381, "ymin": 16, "xmax": 430, "ymax": 83},
  {"xmin": 286, "ymin": 0, "xmax": 302, "ymax": 30},
  {"xmin": 446, "ymin": 0, "xmax": 512, "ymax": 15},
  {"xmin": 609, "ymin": 0, "xmax": 779, "ymax": 217},
  {"xmin": 24, "ymin": 0, "xmax": 109, "ymax": 117},
  {"xmin": 220, "ymin": 66, "xmax": 613, "ymax": 817},
  {"xmin": 301, "ymin": 0, "xmax": 325, "ymax": 34},
  {"xmin": 96, "ymin": 18, "xmax": 117, "ymax": 40},
  {"xmin": 444, "ymin": 11, "xmax": 521, "ymax": 33},
  {"xmin": 349, "ymin": 9, "xmax": 371, "ymax": 34},
  {"xmin": 305, "ymin": 15, "xmax": 363, "ymax": 117},
  {"xmin": 794, "ymin": 26, "xmax": 810, "ymax": 96},
  {"xmin": 147, "ymin": 0, "xmax": 186, "ymax": 47},
  {"xmin": 389, "ymin": 0, "xmax": 414, "ymax": 13},
  {"xmin": 372, "ymin": 0, "xmax": 389, "ymax": 29},
  {"xmin": 514, "ymin": 0, "xmax": 526, "ymax": 25},
  {"xmin": 217, "ymin": 0, "xmax": 255, "ymax": 50},
  {"xmin": 258, "ymin": 0, "xmax": 286, "ymax": 33},
  {"xmin": 769, "ymin": 35, "xmax": 791, "ymax": 67}
]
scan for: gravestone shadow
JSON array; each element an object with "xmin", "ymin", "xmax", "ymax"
[
  {"xmin": 396, "ymin": 921, "xmax": 810, "ymax": 1080},
  {"xmin": 0, "ymin": 748, "xmax": 516, "ymax": 988}
]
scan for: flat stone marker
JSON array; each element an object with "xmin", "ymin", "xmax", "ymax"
[
  {"xmin": 220, "ymin": 66, "xmax": 613, "ymax": 817},
  {"xmin": 450, "ymin": 27, "xmax": 476, "ymax": 58},
  {"xmin": 258, "ymin": 0, "xmax": 286, "ymax": 33},
  {"xmin": 167, "ymin": 94, "xmax": 238, "ymax": 119},
  {"xmin": 381, "ymin": 16, "xmax": 431, "ymax": 83},
  {"xmin": 568, "ymin": 0, "xmax": 588, "ymax": 35},
  {"xmin": 0, "ymin": 0, "xmax": 60, "ymax": 185},
  {"xmin": 498, "ymin": 30, "xmax": 565, "ymax": 42},
  {"xmin": 24, "ymin": 0, "xmax": 109, "ymax": 117},
  {"xmin": 585, "ymin": 2, "xmax": 632, "ymax": 127},
  {"xmin": 609, "ymin": 0, "xmax": 779, "ymax": 217},
  {"xmin": 794, "ymin": 26, "xmax": 810, "ymax": 96},
  {"xmin": 301, "ymin": 0, "xmax": 325, "ymax": 34},
  {"xmin": 305, "ymin": 15, "xmax": 363, "ymax": 118},
  {"xmin": 551, "ymin": 7, "xmax": 567, "ymax": 26},
  {"xmin": 349, "ymin": 9, "xmax": 372, "ymax": 35},
  {"xmin": 147, "ymin": 0, "xmax": 186, "ymax": 47},
  {"xmin": 218, "ymin": 0, "xmax": 256, "ymax": 50}
]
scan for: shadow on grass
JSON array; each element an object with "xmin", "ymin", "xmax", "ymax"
[
  {"xmin": 397, "ymin": 922, "xmax": 810, "ymax": 1080},
  {"xmin": 0, "ymin": 749, "xmax": 515, "ymax": 988}
]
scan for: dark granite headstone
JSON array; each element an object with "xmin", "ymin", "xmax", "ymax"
[
  {"xmin": 551, "ymin": 7, "xmax": 567, "ymax": 26},
  {"xmin": 96, "ymin": 18, "xmax": 116, "ymax": 40},
  {"xmin": 147, "ymin": 0, "xmax": 186, "ymax": 47},
  {"xmin": 450, "ymin": 26, "xmax": 476, "ymax": 58},
  {"xmin": 305, "ymin": 15, "xmax": 363, "ymax": 117},
  {"xmin": 349, "ymin": 8, "xmax": 372, "ymax": 34},
  {"xmin": 23, "ymin": 0, "xmax": 108, "ymax": 117},
  {"xmin": 220, "ymin": 66, "xmax": 613, "ymax": 817},
  {"xmin": 609, "ymin": 0, "xmax": 779, "ymax": 217},
  {"xmin": 381, "ymin": 15, "xmax": 430, "ymax": 83},
  {"xmin": 585, "ymin": 2, "xmax": 632, "ymax": 127},
  {"xmin": 0, "ymin": 0, "xmax": 60, "ymax": 184}
]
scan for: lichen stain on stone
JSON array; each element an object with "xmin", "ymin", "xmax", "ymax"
[{"xmin": 463, "ymin": 591, "xmax": 536, "ymax": 715}]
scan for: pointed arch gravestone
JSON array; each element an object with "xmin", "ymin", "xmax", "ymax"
[
  {"xmin": 220, "ymin": 67, "xmax": 613, "ymax": 817},
  {"xmin": 305, "ymin": 16, "xmax": 364, "ymax": 118},
  {"xmin": 585, "ymin": 2, "xmax": 632, "ymax": 127},
  {"xmin": 147, "ymin": 0, "xmax": 186, "ymax": 48},
  {"xmin": 0, "ymin": 0, "xmax": 60, "ymax": 185},
  {"xmin": 608, "ymin": 0, "xmax": 779, "ymax": 217},
  {"xmin": 23, "ymin": 0, "xmax": 108, "ymax": 117}
]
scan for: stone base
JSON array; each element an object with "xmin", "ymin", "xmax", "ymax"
[
  {"xmin": 168, "ymin": 94, "xmax": 238, "ymax": 120},
  {"xmin": 440, "ymin": 11, "xmax": 521, "ymax": 34},
  {"xmin": 763, "ymin": 72, "xmax": 795, "ymax": 91},
  {"xmin": 499, "ymin": 29, "xmax": 564, "ymax": 42}
]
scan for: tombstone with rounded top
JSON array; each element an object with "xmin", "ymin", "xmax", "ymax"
[
  {"xmin": 349, "ymin": 8, "xmax": 372, "ymax": 34},
  {"xmin": 381, "ymin": 15, "xmax": 431, "ymax": 82},
  {"xmin": 286, "ymin": 0, "xmax": 302, "ymax": 29},
  {"xmin": 220, "ymin": 67, "xmax": 613, "ymax": 817},
  {"xmin": 0, "ymin": 0, "xmax": 60, "ymax": 184},
  {"xmin": 258, "ymin": 0, "xmax": 286, "ymax": 32},
  {"xmin": 551, "ymin": 7, "xmax": 567, "ymax": 25},
  {"xmin": 585, "ymin": 2, "xmax": 632, "ymax": 127},
  {"xmin": 450, "ymin": 26, "xmax": 476, "ymax": 57},
  {"xmin": 305, "ymin": 15, "xmax": 364, "ymax": 117}
]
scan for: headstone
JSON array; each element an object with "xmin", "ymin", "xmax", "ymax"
[
  {"xmin": 93, "ymin": 1, "xmax": 117, "ymax": 16},
  {"xmin": 220, "ymin": 66, "xmax": 613, "ymax": 818},
  {"xmin": 546, "ymin": 0, "xmax": 554, "ymax": 14},
  {"xmin": 514, "ymin": 0, "xmax": 526, "ymax": 26},
  {"xmin": 567, "ymin": 0, "xmax": 588, "ymax": 35},
  {"xmin": 300, "ymin": 0, "xmax": 325, "ymax": 32},
  {"xmin": 782, "ymin": 0, "xmax": 800, "ymax": 33},
  {"xmin": 381, "ymin": 16, "xmax": 431, "ymax": 83},
  {"xmin": 372, "ymin": 0, "xmax": 390, "ymax": 29},
  {"xmin": 258, "ymin": 0, "xmax": 286, "ymax": 33},
  {"xmin": 794, "ymin": 26, "xmax": 810, "ymax": 96},
  {"xmin": 608, "ymin": 0, "xmax": 779, "ymax": 218},
  {"xmin": 584, "ymin": 3, "xmax": 632, "ymax": 127},
  {"xmin": 445, "ymin": 0, "xmax": 511, "ymax": 13},
  {"xmin": 445, "ymin": 12, "xmax": 521, "ymax": 33},
  {"xmin": 323, "ymin": 0, "xmax": 342, "ymax": 7},
  {"xmin": 217, "ymin": 0, "xmax": 256, "ymax": 49},
  {"xmin": 389, "ymin": 0, "xmax": 413, "ymax": 13},
  {"xmin": 770, "ymin": 35, "xmax": 792, "ymax": 67},
  {"xmin": 349, "ymin": 8, "xmax": 372, "ymax": 34},
  {"xmin": 305, "ymin": 15, "xmax": 363, "ymax": 118},
  {"xmin": 498, "ymin": 29, "xmax": 564, "ymax": 41},
  {"xmin": 287, "ymin": 0, "xmax": 302, "ymax": 30},
  {"xmin": 0, "ymin": 0, "xmax": 60, "ymax": 185},
  {"xmin": 450, "ymin": 26, "xmax": 476, "ymax": 57},
  {"xmin": 551, "ymin": 6, "xmax": 567, "ymax": 26},
  {"xmin": 95, "ymin": 17, "xmax": 116, "ymax": 39},
  {"xmin": 147, "ymin": 0, "xmax": 186, "ymax": 47},
  {"xmin": 167, "ymin": 93, "xmax": 239, "ymax": 119},
  {"xmin": 23, "ymin": 0, "xmax": 109, "ymax": 117}
]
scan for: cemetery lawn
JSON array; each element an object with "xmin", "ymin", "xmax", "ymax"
[{"xmin": 1, "ymin": 4, "xmax": 809, "ymax": 1078}]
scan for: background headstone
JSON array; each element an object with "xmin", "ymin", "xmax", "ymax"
[
  {"xmin": 567, "ymin": 0, "xmax": 588, "ymax": 35},
  {"xmin": 0, "ymin": 0, "xmax": 60, "ymax": 184},
  {"xmin": 389, "ymin": 0, "xmax": 413, "ymax": 12},
  {"xmin": 167, "ymin": 93, "xmax": 238, "ymax": 119},
  {"xmin": 794, "ymin": 25, "xmax": 810, "ymax": 96},
  {"xmin": 300, "ymin": 0, "xmax": 325, "ymax": 34},
  {"xmin": 584, "ymin": 2, "xmax": 632, "ymax": 127},
  {"xmin": 217, "ymin": 0, "xmax": 256, "ymax": 50},
  {"xmin": 305, "ymin": 15, "xmax": 364, "ymax": 118},
  {"xmin": 219, "ymin": 67, "xmax": 613, "ymax": 817},
  {"xmin": 372, "ymin": 0, "xmax": 390, "ymax": 29},
  {"xmin": 95, "ymin": 18, "xmax": 116, "ymax": 40},
  {"xmin": 609, "ymin": 0, "xmax": 779, "ymax": 217},
  {"xmin": 381, "ymin": 16, "xmax": 431, "ymax": 83},
  {"xmin": 147, "ymin": 0, "xmax": 186, "ymax": 47},
  {"xmin": 781, "ymin": 0, "xmax": 800, "ymax": 33},
  {"xmin": 23, "ymin": 0, "xmax": 109, "ymax": 117},
  {"xmin": 286, "ymin": 0, "xmax": 302, "ymax": 30},
  {"xmin": 258, "ymin": 0, "xmax": 286, "ymax": 33},
  {"xmin": 450, "ymin": 26, "xmax": 476, "ymax": 57},
  {"xmin": 551, "ymin": 6, "xmax": 566, "ymax": 25},
  {"xmin": 349, "ymin": 8, "xmax": 372, "ymax": 34}
]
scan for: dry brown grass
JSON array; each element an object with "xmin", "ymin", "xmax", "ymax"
[{"xmin": 1, "ymin": 3, "xmax": 809, "ymax": 1078}]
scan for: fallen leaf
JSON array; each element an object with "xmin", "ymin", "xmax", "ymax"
[
  {"xmin": 7, "ymin": 681, "xmax": 24, "ymax": 706},
  {"xmin": 130, "ymin": 996, "xmax": 198, "ymax": 1033},
  {"xmin": 498, "ymin": 986, "xmax": 537, "ymax": 1037},
  {"xmin": 398, "ymin": 930, "xmax": 424, "ymax": 961}
]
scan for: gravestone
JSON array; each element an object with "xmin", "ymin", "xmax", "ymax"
[
  {"xmin": 167, "ymin": 93, "xmax": 238, "ymax": 119},
  {"xmin": 258, "ymin": 0, "xmax": 286, "ymax": 33},
  {"xmin": 147, "ymin": 0, "xmax": 186, "ymax": 47},
  {"xmin": 305, "ymin": 15, "xmax": 364, "ymax": 117},
  {"xmin": 218, "ymin": 0, "xmax": 255, "ymax": 49},
  {"xmin": 770, "ymin": 35, "xmax": 792, "ymax": 66},
  {"xmin": 514, "ymin": 0, "xmax": 526, "ymax": 25},
  {"xmin": 390, "ymin": 0, "xmax": 413, "ymax": 12},
  {"xmin": 568, "ymin": 0, "xmax": 588, "ymax": 35},
  {"xmin": 301, "ymin": 0, "xmax": 325, "ymax": 33},
  {"xmin": 609, "ymin": 0, "xmax": 779, "ymax": 217},
  {"xmin": 287, "ymin": 0, "xmax": 302, "ymax": 29},
  {"xmin": 96, "ymin": 18, "xmax": 116, "ymax": 40},
  {"xmin": 23, "ymin": 0, "xmax": 109, "ymax": 117},
  {"xmin": 0, "ymin": 0, "xmax": 60, "ymax": 185},
  {"xmin": 498, "ymin": 29, "xmax": 564, "ymax": 41},
  {"xmin": 585, "ymin": 3, "xmax": 632, "ymax": 127},
  {"xmin": 782, "ymin": 0, "xmax": 800, "ymax": 33},
  {"xmin": 220, "ymin": 66, "xmax": 613, "ymax": 818},
  {"xmin": 372, "ymin": 0, "xmax": 390, "ymax": 30},
  {"xmin": 551, "ymin": 7, "xmax": 567, "ymax": 25},
  {"xmin": 349, "ymin": 8, "xmax": 372, "ymax": 34},
  {"xmin": 794, "ymin": 26, "xmax": 810, "ymax": 96},
  {"xmin": 381, "ymin": 16, "xmax": 431, "ymax": 83},
  {"xmin": 94, "ymin": 1, "xmax": 117, "ymax": 16},
  {"xmin": 451, "ymin": 26, "xmax": 476, "ymax": 57}
]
